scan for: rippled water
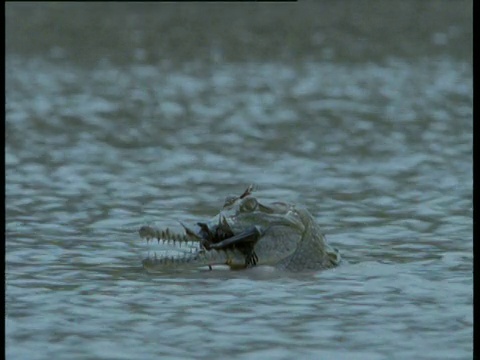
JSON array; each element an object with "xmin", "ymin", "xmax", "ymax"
[{"xmin": 5, "ymin": 3, "xmax": 472, "ymax": 360}]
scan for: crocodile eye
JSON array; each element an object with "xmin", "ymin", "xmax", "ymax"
[{"xmin": 240, "ymin": 197, "xmax": 258, "ymax": 212}]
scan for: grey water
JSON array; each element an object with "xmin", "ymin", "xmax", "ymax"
[{"xmin": 5, "ymin": 2, "xmax": 472, "ymax": 359}]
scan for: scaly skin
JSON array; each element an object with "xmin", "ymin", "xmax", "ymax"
[{"xmin": 139, "ymin": 186, "xmax": 341, "ymax": 272}]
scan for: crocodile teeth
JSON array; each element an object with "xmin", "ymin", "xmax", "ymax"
[{"xmin": 140, "ymin": 225, "xmax": 204, "ymax": 248}]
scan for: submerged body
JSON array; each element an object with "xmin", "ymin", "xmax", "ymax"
[{"xmin": 139, "ymin": 186, "xmax": 341, "ymax": 272}]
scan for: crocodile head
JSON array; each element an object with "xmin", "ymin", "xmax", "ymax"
[{"xmin": 139, "ymin": 185, "xmax": 341, "ymax": 272}]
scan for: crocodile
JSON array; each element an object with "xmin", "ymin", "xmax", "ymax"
[{"xmin": 139, "ymin": 185, "xmax": 341, "ymax": 272}]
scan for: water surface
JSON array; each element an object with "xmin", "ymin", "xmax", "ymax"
[{"xmin": 5, "ymin": 2, "xmax": 472, "ymax": 359}]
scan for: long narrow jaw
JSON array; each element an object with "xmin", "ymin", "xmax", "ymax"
[{"xmin": 138, "ymin": 214, "xmax": 264, "ymax": 271}]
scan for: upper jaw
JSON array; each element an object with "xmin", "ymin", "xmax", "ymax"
[
  {"xmin": 138, "ymin": 186, "xmax": 307, "ymax": 268},
  {"xmin": 139, "ymin": 202, "xmax": 306, "ymax": 252}
]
